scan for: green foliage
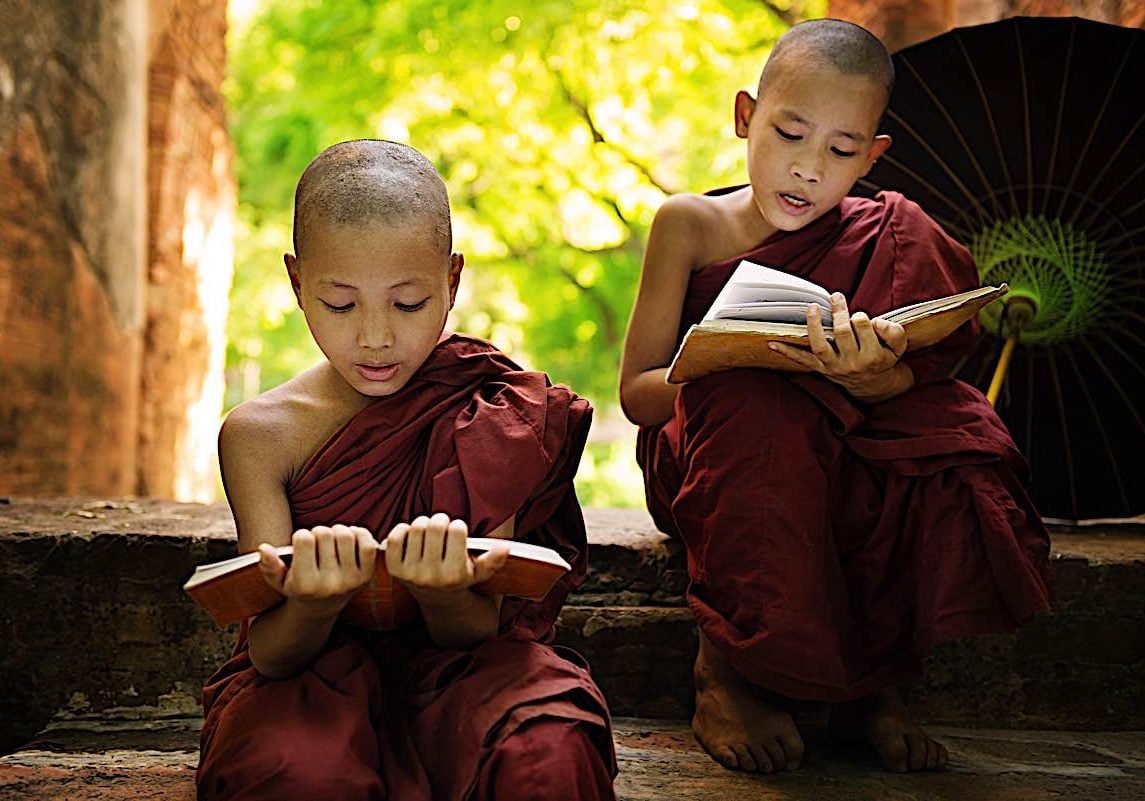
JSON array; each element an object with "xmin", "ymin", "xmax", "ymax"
[{"xmin": 225, "ymin": 0, "xmax": 823, "ymax": 503}]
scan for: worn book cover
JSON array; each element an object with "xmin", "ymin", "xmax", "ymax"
[
  {"xmin": 667, "ymin": 261, "xmax": 1007, "ymax": 384},
  {"xmin": 184, "ymin": 538, "xmax": 570, "ymax": 630}
]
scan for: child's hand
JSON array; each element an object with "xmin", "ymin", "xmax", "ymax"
[
  {"xmin": 769, "ymin": 293, "xmax": 908, "ymax": 399},
  {"xmin": 258, "ymin": 524, "xmax": 378, "ymax": 618},
  {"xmin": 385, "ymin": 513, "xmax": 511, "ymax": 610}
]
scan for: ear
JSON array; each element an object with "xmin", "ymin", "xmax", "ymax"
[
  {"xmin": 863, "ymin": 135, "xmax": 892, "ymax": 175},
  {"xmin": 284, "ymin": 252, "xmax": 303, "ymax": 307},
  {"xmin": 447, "ymin": 252, "xmax": 464, "ymax": 308},
  {"xmin": 734, "ymin": 90, "xmax": 757, "ymax": 139}
]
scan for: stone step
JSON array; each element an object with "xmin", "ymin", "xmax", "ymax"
[
  {"xmin": 2, "ymin": 499, "xmax": 1144, "ymax": 753},
  {"xmin": 2, "ymin": 712, "xmax": 1143, "ymax": 800}
]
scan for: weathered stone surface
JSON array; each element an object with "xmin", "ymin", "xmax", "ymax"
[
  {"xmin": 0, "ymin": 0, "xmax": 148, "ymax": 497},
  {"xmin": 1, "ymin": 499, "xmax": 1143, "ymax": 755},
  {"xmin": 138, "ymin": 0, "xmax": 233, "ymax": 502},
  {"xmin": 0, "ymin": 0, "xmax": 232, "ymax": 503},
  {"xmin": 574, "ymin": 508, "xmax": 687, "ymax": 606},
  {"xmin": 557, "ymin": 606, "xmax": 697, "ymax": 719},
  {"xmin": 3, "ymin": 714, "xmax": 1145, "ymax": 801},
  {"xmin": 0, "ymin": 499, "xmax": 236, "ymax": 753}
]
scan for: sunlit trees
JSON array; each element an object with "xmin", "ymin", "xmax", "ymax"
[{"xmin": 225, "ymin": 0, "xmax": 822, "ymax": 501}]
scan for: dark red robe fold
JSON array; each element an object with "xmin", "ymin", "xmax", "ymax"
[
  {"xmin": 198, "ymin": 334, "xmax": 616, "ymax": 801},
  {"xmin": 639, "ymin": 191, "xmax": 1053, "ymax": 702}
]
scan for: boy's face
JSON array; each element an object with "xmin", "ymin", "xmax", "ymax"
[
  {"xmin": 286, "ymin": 217, "xmax": 462, "ymax": 398},
  {"xmin": 735, "ymin": 61, "xmax": 891, "ymax": 233}
]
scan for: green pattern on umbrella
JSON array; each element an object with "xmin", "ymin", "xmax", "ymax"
[
  {"xmin": 971, "ymin": 217, "xmax": 1113, "ymax": 344},
  {"xmin": 857, "ymin": 16, "xmax": 1145, "ymax": 521}
]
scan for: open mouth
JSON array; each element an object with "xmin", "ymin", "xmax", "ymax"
[
  {"xmin": 355, "ymin": 363, "xmax": 400, "ymax": 382},
  {"xmin": 778, "ymin": 192, "xmax": 811, "ymax": 208}
]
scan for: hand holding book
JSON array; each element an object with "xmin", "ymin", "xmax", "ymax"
[
  {"xmin": 767, "ymin": 292, "xmax": 914, "ymax": 402},
  {"xmin": 255, "ymin": 524, "xmax": 379, "ymax": 622},
  {"xmin": 383, "ymin": 515, "xmax": 511, "ymax": 610},
  {"xmin": 666, "ymin": 260, "xmax": 1007, "ymax": 383},
  {"xmin": 185, "ymin": 518, "xmax": 570, "ymax": 630}
]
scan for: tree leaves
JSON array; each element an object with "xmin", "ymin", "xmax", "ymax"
[{"xmin": 225, "ymin": 0, "xmax": 820, "ymax": 462}]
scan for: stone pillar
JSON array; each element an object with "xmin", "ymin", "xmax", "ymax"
[
  {"xmin": 830, "ymin": 0, "xmax": 1143, "ymax": 52},
  {"xmin": 139, "ymin": 0, "xmax": 233, "ymax": 501},
  {"xmin": 0, "ymin": 0, "xmax": 232, "ymax": 501},
  {"xmin": 829, "ymin": 0, "xmax": 955, "ymax": 51},
  {"xmin": 0, "ymin": 0, "xmax": 148, "ymax": 495}
]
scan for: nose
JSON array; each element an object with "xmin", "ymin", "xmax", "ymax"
[
  {"xmin": 791, "ymin": 152, "xmax": 824, "ymax": 184},
  {"xmin": 357, "ymin": 310, "xmax": 395, "ymax": 350}
]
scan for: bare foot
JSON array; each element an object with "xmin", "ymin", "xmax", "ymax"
[
  {"xmin": 692, "ymin": 632, "xmax": 804, "ymax": 773},
  {"xmin": 832, "ymin": 688, "xmax": 948, "ymax": 772}
]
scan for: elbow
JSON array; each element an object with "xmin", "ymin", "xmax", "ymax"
[
  {"xmin": 618, "ymin": 383, "xmax": 640, "ymax": 427},
  {"xmin": 620, "ymin": 378, "xmax": 675, "ymax": 429}
]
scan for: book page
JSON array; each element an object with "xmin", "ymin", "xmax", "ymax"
[
  {"xmin": 877, "ymin": 285, "xmax": 1008, "ymax": 325},
  {"xmin": 184, "ymin": 546, "xmax": 288, "ymax": 587},
  {"xmin": 703, "ymin": 261, "xmax": 831, "ymax": 322}
]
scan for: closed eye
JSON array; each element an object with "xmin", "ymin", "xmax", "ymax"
[
  {"xmin": 321, "ymin": 300, "xmax": 355, "ymax": 313},
  {"xmin": 775, "ymin": 127, "xmax": 801, "ymax": 141},
  {"xmin": 396, "ymin": 298, "xmax": 430, "ymax": 313},
  {"xmin": 831, "ymin": 147, "xmax": 858, "ymax": 158}
]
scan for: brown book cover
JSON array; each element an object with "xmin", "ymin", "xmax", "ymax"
[
  {"xmin": 184, "ymin": 538, "xmax": 571, "ymax": 630},
  {"xmin": 666, "ymin": 261, "xmax": 1007, "ymax": 384}
]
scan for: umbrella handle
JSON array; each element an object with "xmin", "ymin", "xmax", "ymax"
[{"xmin": 986, "ymin": 297, "xmax": 1037, "ymax": 407}]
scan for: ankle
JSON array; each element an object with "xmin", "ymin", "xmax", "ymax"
[{"xmin": 694, "ymin": 634, "xmax": 740, "ymax": 687}]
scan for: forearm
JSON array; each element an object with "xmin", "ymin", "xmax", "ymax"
[
  {"xmin": 247, "ymin": 597, "xmax": 344, "ymax": 679},
  {"xmin": 621, "ymin": 367, "xmax": 681, "ymax": 427},
  {"xmin": 418, "ymin": 589, "xmax": 501, "ymax": 649}
]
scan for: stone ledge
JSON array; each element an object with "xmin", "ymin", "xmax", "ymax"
[
  {"xmin": 2, "ymin": 713, "xmax": 1144, "ymax": 801},
  {"xmin": 2, "ymin": 497, "xmax": 1143, "ymax": 751}
]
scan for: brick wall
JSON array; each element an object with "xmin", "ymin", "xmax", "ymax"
[
  {"xmin": 0, "ymin": 0, "xmax": 232, "ymax": 501},
  {"xmin": 830, "ymin": 0, "xmax": 1143, "ymax": 51}
]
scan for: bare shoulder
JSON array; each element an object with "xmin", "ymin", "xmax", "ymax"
[
  {"xmin": 219, "ymin": 363, "xmax": 366, "ymax": 484},
  {"xmin": 649, "ymin": 192, "xmax": 745, "ymax": 273},
  {"xmin": 652, "ymin": 192, "xmax": 727, "ymax": 241}
]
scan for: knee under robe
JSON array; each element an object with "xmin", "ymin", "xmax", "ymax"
[{"xmin": 639, "ymin": 192, "xmax": 1053, "ymax": 702}]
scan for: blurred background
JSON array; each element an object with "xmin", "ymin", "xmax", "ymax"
[
  {"xmin": 2, "ymin": 0, "xmax": 1140, "ymax": 506},
  {"xmin": 222, "ymin": 0, "xmax": 817, "ymax": 508}
]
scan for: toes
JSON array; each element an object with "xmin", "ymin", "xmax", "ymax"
[
  {"xmin": 906, "ymin": 734, "xmax": 929, "ymax": 771},
  {"xmin": 760, "ymin": 738, "xmax": 786, "ymax": 771},
  {"xmin": 878, "ymin": 736, "xmax": 910, "ymax": 773},
  {"xmin": 924, "ymin": 737, "xmax": 941, "ymax": 770},
  {"xmin": 731, "ymin": 743, "xmax": 757, "ymax": 772},
  {"xmin": 935, "ymin": 740, "xmax": 949, "ymax": 769},
  {"xmin": 780, "ymin": 732, "xmax": 805, "ymax": 770},
  {"xmin": 747, "ymin": 744, "xmax": 775, "ymax": 774},
  {"xmin": 711, "ymin": 745, "xmax": 739, "ymax": 770}
]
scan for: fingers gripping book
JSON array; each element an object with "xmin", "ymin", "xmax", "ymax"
[
  {"xmin": 184, "ymin": 538, "xmax": 571, "ymax": 630},
  {"xmin": 666, "ymin": 260, "xmax": 1008, "ymax": 383}
]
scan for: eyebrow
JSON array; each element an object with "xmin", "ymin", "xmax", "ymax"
[
  {"xmin": 318, "ymin": 278, "xmax": 426, "ymax": 290},
  {"xmin": 779, "ymin": 110, "xmax": 866, "ymax": 142}
]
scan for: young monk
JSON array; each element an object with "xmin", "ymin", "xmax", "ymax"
[
  {"xmin": 197, "ymin": 139, "xmax": 617, "ymax": 800},
  {"xmin": 620, "ymin": 19, "xmax": 1052, "ymax": 775}
]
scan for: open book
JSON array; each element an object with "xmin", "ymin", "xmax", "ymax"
[
  {"xmin": 184, "ymin": 537, "xmax": 570, "ymax": 630},
  {"xmin": 666, "ymin": 261, "xmax": 1008, "ymax": 383}
]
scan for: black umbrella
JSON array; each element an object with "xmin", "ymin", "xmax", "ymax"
[{"xmin": 856, "ymin": 16, "xmax": 1145, "ymax": 523}]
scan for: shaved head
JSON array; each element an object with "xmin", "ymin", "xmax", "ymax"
[
  {"xmin": 292, "ymin": 139, "xmax": 451, "ymax": 259},
  {"xmin": 759, "ymin": 19, "xmax": 894, "ymax": 107}
]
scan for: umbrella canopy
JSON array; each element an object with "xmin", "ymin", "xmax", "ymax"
[{"xmin": 856, "ymin": 16, "xmax": 1145, "ymax": 522}]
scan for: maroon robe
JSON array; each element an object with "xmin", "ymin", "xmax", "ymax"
[
  {"xmin": 639, "ymin": 191, "xmax": 1053, "ymax": 702},
  {"xmin": 198, "ymin": 334, "xmax": 616, "ymax": 801}
]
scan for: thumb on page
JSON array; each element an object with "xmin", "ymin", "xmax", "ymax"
[{"xmin": 257, "ymin": 544, "xmax": 288, "ymax": 593}]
